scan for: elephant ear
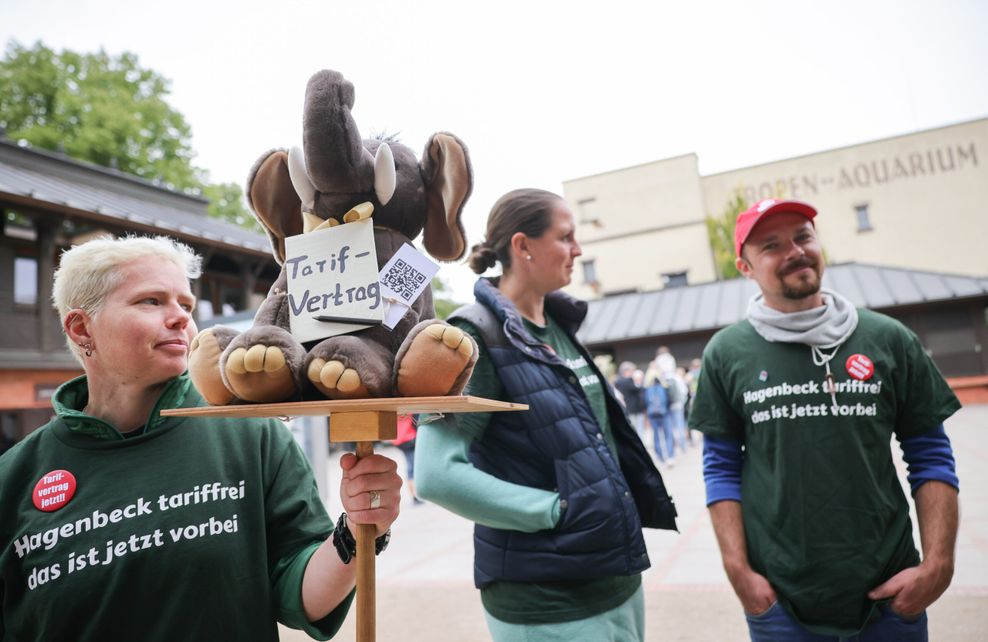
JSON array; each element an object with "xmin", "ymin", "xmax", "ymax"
[
  {"xmin": 246, "ymin": 149, "xmax": 305, "ymax": 264},
  {"xmin": 420, "ymin": 132, "xmax": 473, "ymax": 261}
]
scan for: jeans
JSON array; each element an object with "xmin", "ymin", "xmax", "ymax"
[
  {"xmin": 647, "ymin": 414, "xmax": 675, "ymax": 461},
  {"xmin": 667, "ymin": 407, "xmax": 687, "ymax": 452},
  {"xmin": 746, "ymin": 601, "xmax": 927, "ymax": 642}
]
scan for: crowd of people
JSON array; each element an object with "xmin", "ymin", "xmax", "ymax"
[
  {"xmin": 613, "ymin": 350, "xmax": 701, "ymax": 468},
  {"xmin": 0, "ymin": 194, "xmax": 961, "ymax": 642}
]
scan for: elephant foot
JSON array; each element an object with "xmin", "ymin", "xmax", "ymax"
[
  {"xmin": 395, "ymin": 321, "xmax": 477, "ymax": 397},
  {"xmin": 307, "ymin": 359, "xmax": 369, "ymax": 399},
  {"xmin": 222, "ymin": 327, "xmax": 304, "ymax": 403},
  {"xmin": 189, "ymin": 327, "xmax": 239, "ymax": 405},
  {"xmin": 305, "ymin": 335, "xmax": 394, "ymax": 399}
]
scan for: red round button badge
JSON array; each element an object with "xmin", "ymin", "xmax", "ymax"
[
  {"xmin": 32, "ymin": 470, "xmax": 77, "ymax": 512},
  {"xmin": 846, "ymin": 354, "xmax": 875, "ymax": 381}
]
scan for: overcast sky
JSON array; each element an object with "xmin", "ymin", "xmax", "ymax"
[{"xmin": 3, "ymin": 0, "xmax": 987, "ymax": 300}]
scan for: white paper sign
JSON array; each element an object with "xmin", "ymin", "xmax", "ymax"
[
  {"xmin": 283, "ymin": 219, "xmax": 382, "ymax": 343},
  {"xmin": 379, "ymin": 243, "xmax": 440, "ymax": 329}
]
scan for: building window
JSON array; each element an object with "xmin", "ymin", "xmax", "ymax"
[
  {"xmin": 35, "ymin": 384, "xmax": 59, "ymax": 402},
  {"xmin": 4, "ymin": 211, "xmax": 37, "ymax": 241},
  {"xmin": 663, "ymin": 271, "xmax": 688, "ymax": 288},
  {"xmin": 582, "ymin": 259, "xmax": 598, "ymax": 285},
  {"xmin": 577, "ymin": 198, "xmax": 602, "ymax": 226},
  {"xmin": 14, "ymin": 257, "xmax": 38, "ymax": 305},
  {"xmin": 855, "ymin": 203, "xmax": 873, "ymax": 232}
]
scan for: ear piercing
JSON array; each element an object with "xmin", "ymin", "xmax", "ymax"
[
  {"xmin": 526, "ymin": 255, "xmax": 533, "ymax": 261},
  {"xmin": 79, "ymin": 343, "xmax": 93, "ymax": 357}
]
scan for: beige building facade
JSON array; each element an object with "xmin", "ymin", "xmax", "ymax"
[{"xmin": 563, "ymin": 117, "xmax": 988, "ymax": 300}]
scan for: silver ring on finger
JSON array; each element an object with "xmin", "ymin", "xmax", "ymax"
[{"xmin": 369, "ymin": 490, "xmax": 381, "ymax": 510}]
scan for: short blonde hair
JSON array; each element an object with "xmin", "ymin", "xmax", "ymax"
[{"xmin": 52, "ymin": 235, "xmax": 202, "ymax": 362}]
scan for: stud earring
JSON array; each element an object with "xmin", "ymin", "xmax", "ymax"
[
  {"xmin": 526, "ymin": 255, "xmax": 533, "ymax": 261},
  {"xmin": 80, "ymin": 343, "xmax": 93, "ymax": 357}
]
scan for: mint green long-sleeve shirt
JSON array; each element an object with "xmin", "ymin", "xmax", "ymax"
[{"xmin": 414, "ymin": 316, "xmax": 641, "ymax": 627}]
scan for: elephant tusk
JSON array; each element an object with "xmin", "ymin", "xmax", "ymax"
[
  {"xmin": 374, "ymin": 143, "xmax": 396, "ymax": 206},
  {"xmin": 287, "ymin": 146, "xmax": 317, "ymax": 209}
]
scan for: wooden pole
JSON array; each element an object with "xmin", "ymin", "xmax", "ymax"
[
  {"xmin": 354, "ymin": 440, "xmax": 377, "ymax": 642},
  {"xmin": 331, "ymin": 411, "xmax": 397, "ymax": 642}
]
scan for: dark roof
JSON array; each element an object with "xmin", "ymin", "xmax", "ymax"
[
  {"xmin": 578, "ymin": 263, "xmax": 988, "ymax": 346},
  {"xmin": 0, "ymin": 138, "xmax": 269, "ymax": 255}
]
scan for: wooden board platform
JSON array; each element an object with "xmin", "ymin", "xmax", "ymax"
[{"xmin": 160, "ymin": 395, "xmax": 526, "ymax": 418}]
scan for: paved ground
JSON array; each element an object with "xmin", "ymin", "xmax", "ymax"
[{"xmin": 281, "ymin": 404, "xmax": 988, "ymax": 641}]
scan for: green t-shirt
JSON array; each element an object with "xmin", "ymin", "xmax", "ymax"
[
  {"xmin": 0, "ymin": 374, "xmax": 350, "ymax": 642},
  {"xmin": 449, "ymin": 314, "xmax": 640, "ymax": 625},
  {"xmin": 525, "ymin": 316, "xmax": 617, "ymax": 455},
  {"xmin": 689, "ymin": 309, "xmax": 960, "ymax": 636}
]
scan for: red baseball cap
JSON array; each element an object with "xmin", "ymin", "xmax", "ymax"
[{"xmin": 734, "ymin": 198, "xmax": 817, "ymax": 258}]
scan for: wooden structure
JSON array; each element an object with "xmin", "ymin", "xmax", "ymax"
[
  {"xmin": 162, "ymin": 395, "xmax": 526, "ymax": 642},
  {"xmin": 0, "ymin": 136, "xmax": 279, "ymax": 450}
]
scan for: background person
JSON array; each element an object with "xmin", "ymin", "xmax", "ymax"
[
  {"xmin": 0, "ymin": 236, "xmax": 402, "ymax": 641},
  {"xmin": 643, "ymin": 364, "xmax": 674, "ymax": 467},
  {"xmin": 654, "ymin": 345, "xmax": 676, "ymax": 374},
  {"xmin": 689, "ymin": 199, "xmax": 960, "ymax": 641},
  {"xmin": 633, "ymin": 368, "xmax": 649, "ymax": 441},
  {"xmin": 614, "ymin": 361, "xmax": 647, "ymax": 440},
  {"xmin": 669, "ymin": 366, "xmax": 693, "ymax": 444},
  {"xmin": 666, "ymin": 364, "xmax": 690, "ymax": 452},
  {"xmin": 684, "ymin": 358, "xmax": 702, "ymax": 443},
  {"xmin": 654, "ymin": 346, "xmax": 689, "ymax": 454},
  {"xmin": 415, "ymin": 188, "xmax": 677, "ymax": 642},
  {"xmin": 685, "ymin": 358, "xmax": 702, "ymax": 415}
]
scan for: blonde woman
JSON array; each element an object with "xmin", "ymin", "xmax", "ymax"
[{"xmin": 0, "ymin": 236, "xmax": 401, "ymax": 641}]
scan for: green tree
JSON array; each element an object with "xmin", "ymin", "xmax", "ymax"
[
  {"xmin": 0, "ymin": 39, "xmax": 262, "ymax": 234},
  {"xmin": 202, "ymin": 182, "xmax": 262, "ymax": 234},
  {"xmin": 0, "ymin": 40, "xmax": 202, "ymax": 191},
  {"xmin": 431, "ymin": 276, "xmax": 462, "ymax": 320},
  {"xmin": 706, "ymin": 193, "xmax": 747, "ymax": 280}
]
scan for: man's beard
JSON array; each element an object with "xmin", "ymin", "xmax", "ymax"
[{"xmin": 778, "ymin": 257, "xmax": 821, "ymax": 300}]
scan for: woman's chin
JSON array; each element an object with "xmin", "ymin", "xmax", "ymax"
[{"xmin": 145, "ymin": 358, "xmax": 189, "ymax": 383}]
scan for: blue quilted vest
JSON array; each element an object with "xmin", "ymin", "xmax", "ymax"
[{"xmin": 449, "ymin": 278, "xmax": 677, "ymax": 588}]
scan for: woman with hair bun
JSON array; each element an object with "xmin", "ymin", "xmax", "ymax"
[{"xmin": 416, "ymin": 188, "xmax": 678, "ymax": 641}]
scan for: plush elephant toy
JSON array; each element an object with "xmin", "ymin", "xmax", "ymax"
[{"xmin": 188, "ymin": 69, "xmax": 478, "ymax": 404}]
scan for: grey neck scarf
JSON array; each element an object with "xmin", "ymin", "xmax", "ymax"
[
  {"xmin": 746, "ymin": 288, "xmax": 858, "ymax": 348},
  {"xmin": 747, "ymin": 289, "xmax": 859, "ymax": 404}
]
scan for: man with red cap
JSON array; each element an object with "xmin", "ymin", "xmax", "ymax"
[{"xmin": 688, "ymin": 198, "xmax": 960, "ymax": 640}]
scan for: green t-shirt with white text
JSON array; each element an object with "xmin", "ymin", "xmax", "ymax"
[
  {"xmin": 0, "ymin": 374, "xmax": 348, "ymax": 642},
  {"xmin": 689, "ymin": 309, "xmax": 960, "ymax": 636}
]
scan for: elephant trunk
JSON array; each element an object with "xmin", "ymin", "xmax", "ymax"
[{"xmin": 302, "ymin": 70, "xmax": 375, "ymax": 194}]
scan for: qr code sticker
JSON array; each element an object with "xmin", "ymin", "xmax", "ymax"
[{"xmin": 382, "ymin": 259, "xmax": 427, "ymax": 301}]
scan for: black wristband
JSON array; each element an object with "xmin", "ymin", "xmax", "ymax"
[
  {"xmin": 332, "ymin": 513, "xmax": 390, "ymax": 564},
  {"xmin": 332, "ymin": 513, "xmax": 356, "ymax": 564},
  {"xmin": 375, "ymin": 526, "xmax": 391, "ymax": 555}
]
